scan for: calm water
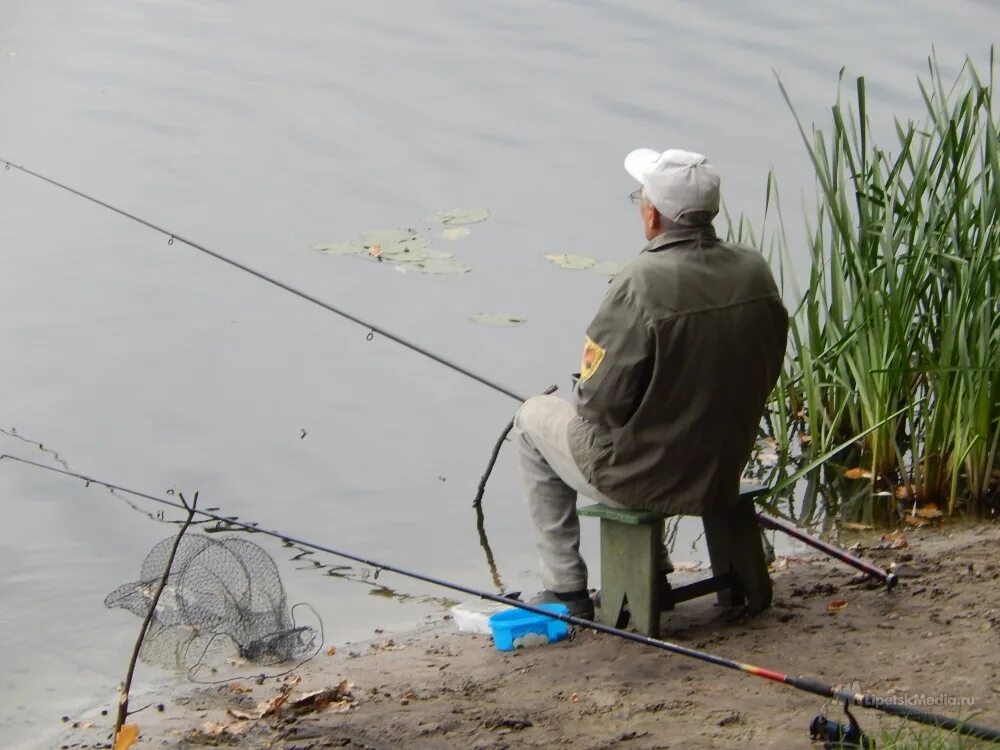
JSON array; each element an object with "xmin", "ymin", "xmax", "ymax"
[{"xmin": 0, "ymin": 1, "xmax": 996, "ymax": 746}]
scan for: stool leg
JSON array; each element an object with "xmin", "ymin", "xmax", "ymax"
[
  {"xmin": 600, "ymin": 518, "xmax": 660, "ymax": 636},
  {"xmin": 704, "ymin": 503, "xmax": 772, "ymax": 614}
]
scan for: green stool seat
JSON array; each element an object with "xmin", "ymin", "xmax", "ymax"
[{"xmin": 579, "ymin": 486, "xmax": 772, "ymax": 637}]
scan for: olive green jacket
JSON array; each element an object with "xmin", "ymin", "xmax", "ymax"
[{"xmin": 567, "ymin": 226, "xmax": 788, "ymax": 515}]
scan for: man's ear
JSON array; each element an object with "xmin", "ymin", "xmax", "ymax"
[{"xmin": 646, "ymin": 204, "xmax": 661, "ymax": 234}]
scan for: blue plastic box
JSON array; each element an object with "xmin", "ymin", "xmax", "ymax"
[{"xmin": 488, "ymin": 603, "xmax": 570, "ymax": 651}]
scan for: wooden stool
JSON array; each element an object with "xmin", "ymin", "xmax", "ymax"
[{"xmin": 578, "ymin": 486, "xmax": 772, "ymax": 637}]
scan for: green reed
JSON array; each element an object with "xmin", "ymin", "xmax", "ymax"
[{"xmin": 739, "ymin": 50, "xmax": 999, "ymax": 514}]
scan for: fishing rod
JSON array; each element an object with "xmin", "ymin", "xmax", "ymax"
[
  {"xmin": 3, "ymin": 453, "xmax": 997, "ymax": 743},
  {"xmin": 0, "ymin": 160, "xmax": 895, "ymax": 584},
  {"xmin": 757, "ymin": 512, "xmax": 897, "ymax": 590},
  {"xmin": 0, "ymin": 159, "xmax": 523, "ymax": 403}
]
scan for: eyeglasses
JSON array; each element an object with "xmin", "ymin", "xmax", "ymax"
[{"xmin": 629, "ymin": 188, "xmax": 643, "ymax": 205}]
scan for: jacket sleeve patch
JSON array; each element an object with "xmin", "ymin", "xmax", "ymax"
[{"xmin": 579, "ymin": 336, "xmax": 607, "ymax": 383}]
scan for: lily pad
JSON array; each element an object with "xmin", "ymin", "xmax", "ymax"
[
  {"xmin": 440, "ymin": 227, "xmax": 472, "ymax": 240},
  {"xmin": 545, "ymin": 254, "xmax": 596, "ymax": 270},
  {"xmin": 378, "ymin": 237, "xmax": 433, "ymax": 259},
  {"xmin": 591, "ymin": 260, "xmax": 627, "ymax": 276},
  {"xmin": 435, "ymin": 208, "xmax": 491, "ymax": 226},
  {"xmin": 360, "ymin": 229, "xmax": 423, "ymax": 246},
  {"xmin": 469, "ymin": 313, "xmax": 527, "ymax": 327},
  {"xmin": 395, "ymin": 257, "xmax": 471, "ymax": 275},
  {"xmin": 313, "ymin": 241, "xmax": 367, "ymax": 256}
]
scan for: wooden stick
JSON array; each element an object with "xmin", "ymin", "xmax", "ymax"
[
  {"xmin": 113, "ymin": 492, "xmax": 199, "ymax": 741},
  {"xmin": 472, "ymin": 384, "xmax": 558, "ymax": 508}
]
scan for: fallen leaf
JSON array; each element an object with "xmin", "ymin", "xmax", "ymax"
[
  {"xmin": 289, "ymin": 681, "xmax": 354, "ymax": 714},
  {"xmin": 368, "ymin": 244, "xmax": 383, "ymax": 259},
  {"xmin": 259, "ymin": 676, "xmax": 301, "ymax": 718},
  {"xmin": 326, "ymin": 646, "xmax": 337, "ymax": 656},
  {"xmin": 200, "ymin": 722, "xmax": 226, "ymax": 738},
  {"xmin": 113, "ymin": 724, "xmax": 139, "ymax": 750},
  {"xmin": 915, "ymin": 504, "xmax": 943, "ymax": 520},
  {"xmin": 878, "ymin": 530, "xmax": 909, "ymax": 549},
  {"xmin": 903, "ymin": 514, "xmax": 930, "ymax": 527},
  {"xmin": 843, "ymin": 467, "xmax": 873, "ymax": 480},
  {"xmin": 225, "ymin": 682, "xmax": 253, "ymax": 694},
  {"xmin": 827, "ymin": 600, "xmax": 849, "ymax": 612},
  {"xmin": 227, "ymin": 708, "xmax": 257, "ymax": 721},
  {"xmin": 198, "ymin": 720, "xmax": 250, "ymax": 738},
  {"xmin": 841, "ymin": 521, "xmax": 874, "ymax": 531}
]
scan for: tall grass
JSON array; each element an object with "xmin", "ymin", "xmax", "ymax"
[{"xmin": 740, "ymin": 51, "xmax": 1000, "ymax": 515}]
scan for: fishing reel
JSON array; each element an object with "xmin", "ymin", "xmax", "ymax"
[{"xmin": 810, "ymin": 701, "xmax": 874, "ymax": 749}]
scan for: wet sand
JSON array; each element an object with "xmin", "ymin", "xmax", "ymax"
[{"xmin": 58, "ymin": 522, "xmax": 1000, "ymax": 749}]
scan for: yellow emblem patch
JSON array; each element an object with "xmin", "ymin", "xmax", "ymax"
[{"xmin": 579, "ymin": 336, "xmax": 606, "ymax": 382}]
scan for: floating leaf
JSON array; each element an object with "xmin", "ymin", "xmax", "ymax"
[
  {"xmin": 313, "ymin": 241, "xmax": 366, "ymax": 256},
  {"xmin": 405, "ymin": 247, "xmax": 455, "ymax": 260},
  {"xmin": 826, "ymin": 600, "xmax": 849, "ymax": 612},
  {"xmin": 469, "ymin": 313, "xmax": 527, "ymax": 327},
  {"xmin": 435, "ymin": 208, "xmax": 491, "ymax": 225},
  {"xmin": 440, "ymin": 227, "xmax": 472, "ymax": 240},
  {"xmin": 381, "ymin": 242, "xmax": 435, "ymax": 260},
  {"xmin": 591, "ymin": 260, "xmax": 627, "ymax": 276},
  {"xmin": 545, "ymin": 254, "xmax": 595, "ymax": 270},
  {"xmin": 360, "ymin": 229, "xmax": 422, "ymax": 246},
  {"xmin": 395, "ymin": 257, "xmax": 471, "ymax": 275}
]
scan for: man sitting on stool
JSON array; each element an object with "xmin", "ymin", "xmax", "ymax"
[{"xmin": 515, "ymin": 148, "xmax": 788, "ymax": 619}]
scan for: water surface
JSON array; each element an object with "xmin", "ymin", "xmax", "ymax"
[{"xmin": 0, "ymin": 1, "xmax": 996, "ymax": 746}]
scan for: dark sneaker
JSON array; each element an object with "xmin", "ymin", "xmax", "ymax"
[{"xmin": 528, "ymin": 589, "xmax": 595, "ymax": 620}]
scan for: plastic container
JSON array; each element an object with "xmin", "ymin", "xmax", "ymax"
[
  {"xmin": 488, "ymin": 603, "xmax": 570, "ymax": 651},
  {"xmin": 450, "ymin": 601, "xmax": 514, "ymax": 635}
]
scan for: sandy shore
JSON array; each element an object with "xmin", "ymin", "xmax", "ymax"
[{"xmin": 57, "ymin": 522, "xmax": 1000, "ymax": 749}]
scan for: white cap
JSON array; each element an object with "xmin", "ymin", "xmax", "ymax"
[{"xmin": 624, "ymin": 148, "xmax": 720, "ymax": 225}]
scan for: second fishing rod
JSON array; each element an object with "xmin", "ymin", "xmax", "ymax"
[
  {"xmin": 3, "ymin": 453, "xmax": 997, "ymax": 743},
  {"xmin": 0, "ymin": 158, "xmax": 893, "ymax": 587}
]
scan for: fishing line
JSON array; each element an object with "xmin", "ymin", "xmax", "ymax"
[
  {"xmin": 3, "ymin": 453, "xmax": 999, "ymax": 743},
  {"xmin": 0, "ymin": 159, "xmax": 526, "ymax": 403},
  {"xmin": 2, "ymin": 159, "xmax": 901, "ymax": 590}
]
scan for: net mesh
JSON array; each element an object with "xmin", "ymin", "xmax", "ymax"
[{"xmin": 106, "ymin": 534, "xmax": 317, "ymax": 672}]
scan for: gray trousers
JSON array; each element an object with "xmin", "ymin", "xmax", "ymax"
[{"xmin": 514, "ymin": 395, "xmax": 623, "ymax": 592}]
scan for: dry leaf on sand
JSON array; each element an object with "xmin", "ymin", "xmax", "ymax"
[{"xmin": 113, "ymin": 724, "xmax": 139, "ymax": 750}]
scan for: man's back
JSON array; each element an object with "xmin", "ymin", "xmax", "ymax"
[{"xmin": 568, "ymin": 226, "xmax": 788, "ymax": 515}]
